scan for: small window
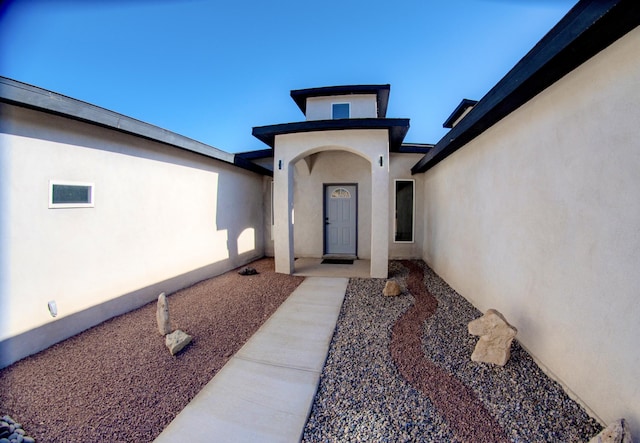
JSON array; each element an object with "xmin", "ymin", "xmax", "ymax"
[
  {"xmin": 332, "ymin": 103, "xmax": 350, "ymax": 119},
  {"xmin": 49, "ymin": 180, "xmax": 94, "ymax": 208},
  {"xmin": 394, "ymin": 179, "xmax": 414, "ymax": 242}
]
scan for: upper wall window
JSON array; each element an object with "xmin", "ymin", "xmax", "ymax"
[
  {"xmin": 394, "ymin": 179, "xmax": 414, "ymax": 243},
  {"xmin": 332, "ymin": 103, "xmax": 350, "ymax": 119},
  {"xmin": 49, "ymin": 180, "xmax": 94, "ymax": 208}
]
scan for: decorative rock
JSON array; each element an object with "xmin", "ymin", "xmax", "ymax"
[
  {"xmin": 588, "ymin": 419, "xmax": 632, "ymax": 443},
  {"xmin": 156, "ymin": 292, "xmax": 172, "ymax": 336},
  {"xmin": 238, "ymin": 267, "xmax": 258, "ymax": 276},
  {"xmin": 165, "ymin": 329, "xmax": 192, "ymax": 356},
  {"xmin": 383, "ymin": 280, "xmax": 401, "ymax": 297},
  {"xmin": 468, "ymin": 309, "xmax": 517, "ymax": 366}
]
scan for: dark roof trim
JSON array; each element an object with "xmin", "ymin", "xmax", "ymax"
[
  {"xmin": 235, "ymin": 149, "xmax": 273, "ymax": 160},
  {"xmin": 233, "ymin": 155, "xmax": 273, "ymax": 176},
  {"xmin": 442, "ymin": 99, "xmax": 478, "ymax": 129},
  {"xmin": 412, "ymin": 0, "xmax": 640, "ymax": 174},
  {"xmin": 290, "ymin": 85, "xmax": 390, "ymax": 118},
  {"xmin": 0, "ymin": 77, "xmax": 271, "ymax": 174},
  {"xmin": 398, "ymin": 143, "xmax": 434, "ymax": 154},
  {"xmin": 252, "ymin": 118, "xmax": 410, "ymax": 152}
]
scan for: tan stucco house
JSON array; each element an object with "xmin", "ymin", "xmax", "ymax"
[
  {"xmin": 1, "ymin": 0, "xmax": 638, "ymax": 436},
  {"xmin": 251, "ymin": 85, "xmax": 429, "ymax": 278}
]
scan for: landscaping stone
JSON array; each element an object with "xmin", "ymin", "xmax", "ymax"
[
  {"xmin": 382, "ymin": 280, "xmax": 401, "ymax": 296},
  {"xmin": 0, "ymin": 416, "xmax": 35, "ymax": 443},
  {"xmin": 165, "ymin": 329, "xmax": 192, "ymax": 356},
  {"xmin": 468, "ymin": 309, "xmax": 517, "ymax": 366},
  {"xmin": 588, "ymin": 419, "xmax": 632, "ymax": 443},
  {"xmin": 156, "ymin": 292, "xmax": 171, "ymax": 336},
  {"xmin": 238, "ymin": 267, "xmax": 258, "ymax": 276}
]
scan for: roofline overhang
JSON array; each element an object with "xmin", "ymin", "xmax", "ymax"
[
  {"xmin": 442, "ymin": 99, "xmax": 478, "ymax": 129},
  {"xmin": 252, "ymin": 118, "xmax": 410, "ymax": 152},
  {"xmin": 412, "ymin": 0, "xmax": 640, "ymax": 174},
  {"xmin": 0, "ymin": 76, "xmax": 272, "ymax": 175},
  {"xmin": 290, "ymin": 85, "xmax": 391, "ymax": 118}
]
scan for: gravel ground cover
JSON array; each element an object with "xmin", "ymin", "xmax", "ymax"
[
  {"xmin": 0, "ymin": 258, "xmax": 303, "ymax": 443},
  {"xmin": 303, "ymin": 260, "xmax": 602, "ymax": 442}
]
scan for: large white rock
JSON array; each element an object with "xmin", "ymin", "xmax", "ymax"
[
  {"xmin": 589, "ymin": 419, "xmax": 632, "ymax": 443},
  {"xmin": 156, "ymin": 292, "xmax": 171, "ymax": 336},
  {"xmin": 468, "ymin": 309, "xmax": 517, "ymax": 366},
  {"xmin": 165, "ymin": 329, "xmax": 192, "ymax": 356}
]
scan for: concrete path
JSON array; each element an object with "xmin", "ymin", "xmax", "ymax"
[{"xmin": 153, "ymin": 277, "xmax": 348, "ymax": 443}]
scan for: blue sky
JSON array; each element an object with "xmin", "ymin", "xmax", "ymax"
[{"xmin": 1, "ymin": 0, "xmax": 576, "ymax": 153}]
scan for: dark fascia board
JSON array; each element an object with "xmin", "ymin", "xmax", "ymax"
[
  {"xmin": 252, "ymin": 118, "xmax": 410, "ymax": 151},
  {"xmin": 442, "ymin": 99, "xmax": 478, "ymax": 129},
  {"xmin": 398, "ymin": 143, "xmax": 434, "ymax": 154},
  {"xmin": 233, "ymin": 155, "xmax": 273, "ymax": 176},
  {"xmin": 412, "ymin": 0, "xmax": 640, "ymax": 174},
  {"xmin": 0, "ymin": 77, "xmax": 268, "ymax": 173},
  {"xmin": 290, "ymin": 85, "xmax": 391, "ymax": 118},
  {"xmin": 235, "ymin": 148, "xmax": 273, "ymax": 160}
]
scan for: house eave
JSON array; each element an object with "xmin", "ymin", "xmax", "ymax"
[
  {"xmin": 0, "ymin": 77, "xmax": 259, "ymax": 172},
  {"xmin": 252, "ymin": 118, "xmax": 410, "ymax": 151},
  {"xmin": 412, "ymin": 0, "xmax": 640, "ymax": 174}
]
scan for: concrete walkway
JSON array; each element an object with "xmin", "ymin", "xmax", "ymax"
[{"xmin": 154, "ymin": 277, "xmax": 349, "ymax": 443}]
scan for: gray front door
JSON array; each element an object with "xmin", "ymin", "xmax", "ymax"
[{"xmin": 324, "ymin": 184, "xmax": 357, "ymax": 256}]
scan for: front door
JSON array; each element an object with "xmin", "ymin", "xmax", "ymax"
[{"xmin": 324, "ymin": 184, "xmax": 357, "ymax": 256}]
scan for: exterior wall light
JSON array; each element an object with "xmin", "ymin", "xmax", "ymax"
[
  {"xmin": 379, "ymin": 156, "xmax": 384, "ymax": 167},
  {"xmin": 278, "ymin": 160, "xmax": 282, "ymax": 170}
]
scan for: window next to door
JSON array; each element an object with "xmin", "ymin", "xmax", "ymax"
[{"xmin": 394, "ymin": 179, "xmax": 414, "ymax": 242}]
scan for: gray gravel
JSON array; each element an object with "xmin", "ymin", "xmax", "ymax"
[{"xmin": 302, "ymin": 260, "xmax": 602, "ymax": 442}]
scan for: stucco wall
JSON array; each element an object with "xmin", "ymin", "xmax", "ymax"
[
  {"xmin": 0, "ymin": 105, "xmax": 265, "ymax": 366},
  {"xmin": 305, "ymin": 94, "xmax": 377, "ymax": 120},
  {"xmin": 421, "ymin": 27, "xmax": 640, "ymax": 434}
]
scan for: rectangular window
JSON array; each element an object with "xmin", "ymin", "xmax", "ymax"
[
  {"xmin": 49, "ymin": 180, "xmax": 94, "ymax": 208},
  {"xmin": 332, "ymin": 103, "xmax": 350, "ymax": 119},
  {"xmin": 394, "ymin": 179, "xmax": 414, "ymax": 242}
]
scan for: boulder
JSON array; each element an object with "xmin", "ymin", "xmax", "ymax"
[
  {"xmin": 165, "ymin": 329, "xmax": 192, "ymax": 356},
  {"xmin": 468, "ymin": 309, "xmax": 517, "ymax": 366},
  {"xmin": 589, "ymin": 419, "xmax": 632, "ymax": 443},
  {"xmin": 383, "ymin": 280, "xmax": 401, "ymax": 297},
  {"xmin": 156, "ymin": 292, "xmax": 172, "ymax": 335}
]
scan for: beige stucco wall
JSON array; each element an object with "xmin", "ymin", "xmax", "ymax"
[
  {"xmin": 421, "ymin": 27, "xmax": 640, "ymax": 434},
  {"xmin": 0, "ymin": 105, "xmax": 265, "ymax": 364},
  {"xmin": 305, "ymin": 94, "xmax": 377, "ymax": 120},
  {"xmin": 389, "ymin": 153, "xmax": 424, "ymax": 259}
]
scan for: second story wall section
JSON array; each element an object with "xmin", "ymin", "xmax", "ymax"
[{"xmin": 306, "ymin": 94, "xmax": 378, "ymax": 120}]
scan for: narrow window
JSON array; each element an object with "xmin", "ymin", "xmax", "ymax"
[
  {"xmin": 332, "ymin": 103, "xmax": 350, "ymax": 119},
  {"xmin": 49, "ymin": 180, "xmax": 94, "ymax": 208},
  {"xmin": 394, "ymin": 179, "xmax": 414, "ymax": 242}
]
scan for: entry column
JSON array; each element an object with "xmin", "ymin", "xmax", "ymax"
[
  {"xmin": 370, "ymin": 153, "xmax": 389, "ymax": 278},
  {"xmin": 274, "ymin": 158, "xmax": 295, "ymax": 274}
]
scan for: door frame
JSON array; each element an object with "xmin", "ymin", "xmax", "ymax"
[{"xmin": 323, "ymin": 183, "xmax": 358, "ymax": 257}]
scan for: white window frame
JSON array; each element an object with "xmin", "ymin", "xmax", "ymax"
[
  {"xmin": 49, "ymin": 180, "xmax": 95, "ymax": 208},
  {"xmin": 332, "ymin": 102, "xmax": 350, "ymax": 119},
  {"xmin": 393, "ymin": 179, "xmax": 415, "ymax": 243}
]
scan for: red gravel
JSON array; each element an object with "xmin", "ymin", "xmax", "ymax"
[
  {"xmin": 390, "ymin": 260, "xmax": 510, "ymax": 443},
  {"xmin": 0, "ymin": 258, "xmax": 303, "ymax": 443}
]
